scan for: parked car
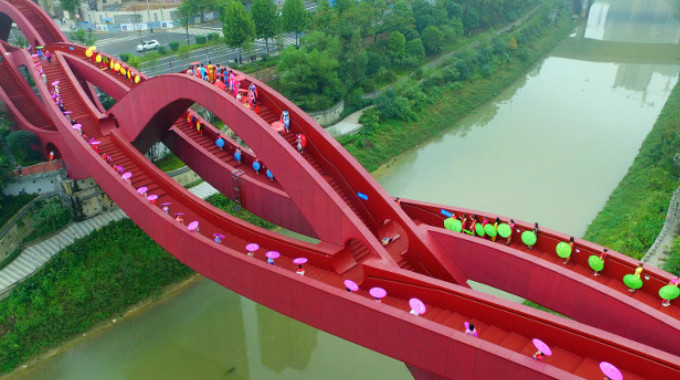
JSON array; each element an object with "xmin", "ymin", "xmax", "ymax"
[{"xmin": 136, "ymin": 40, "xmax": 160, "ymax": 52}]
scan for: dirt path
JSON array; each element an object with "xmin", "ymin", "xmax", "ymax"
[{"xmin": 642, "ymin": 185, "xmax": 680, "ymax": 268}]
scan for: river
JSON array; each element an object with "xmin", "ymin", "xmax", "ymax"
[{"xmin": 7, "ymin": 1, "xmax": 680, "ymax": 379}]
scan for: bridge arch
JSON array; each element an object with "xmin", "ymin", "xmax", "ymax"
[
  {"xmin": 108, "ymin": 74, "xmax": 384, "ymax": 252},
  {"xmin": 0, "ymin": 1, "xmax": 45, "ymax": 47}
]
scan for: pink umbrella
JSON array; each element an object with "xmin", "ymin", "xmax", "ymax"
[
  {"xmin": 161, "ymin": 202, "xmax": 171, "ymax": 206},
  {"xmin": 213, "ymin": 233, "xmax": 225, "ymax": 239},
  {"xmin": 147, "ymin": 194, "xmax": 158, "ymax": 201},
  {"xmin": 137, "ymin": 186, "xmax": 148, "ymax": 194},
  {"xmin": 31, "ymin": 54, "xmax": 38, "ymax": 57},
  {"xmin": 233, "ymin": 75, "xmax": 245, "ymax": 82},
  {"xmin": 91, "ymin": 141, "xmax": 101, "ymax": 145},
  {"xmin": 175, "ymin": 212, "xmax": 184, "ymax": 216},
  {"xmin": 293, "ymin": 257, "xmax": 308, "ymax": 265},
  {"xmin": 51, "ymin": 94, "xmax": 57, "ymax": 98},
  {"xmin": 600, "ymin": 362, "xmax": 622, "ymax": 380},
  {"xmin": 246, "ymin": 243, "xmax": 260, "ymax": 253},
  {"xmin": 63, "ymin": 111, "xmax": 73, "ymax": 114},
  {"xmin": 409, "ymin": 298, "xmax": 426, "ymax": 315},
  {"xmin": 71, "ymin": 125, "xmax": 81, "ymax": 130},
  {"xmin": 121, "ymin": 172, "xmax": 132, "ymax": 180},
  {"xmin": 39, "ymin": 71, "xmax": 44, "ymax": 74},
  {"xmin": 187, "ymin": 221, "xmax": 199, "ymax": 231},
  {"xmin": 532, "ymin": 338, "xmax": 552, "ymax": 356},
  {"xmin": 369, "ymin": 287, "xmax": 387, "ymax": 301},
  {"xmin": 344, "ymin": 279, "xmax": 359, "ymax": 292},
  {"xmin": 89, "ymin": 138, "xmax": 95, "ymax": 144},
  {"xmin": 266, "ymin": 251, "xmax": 280, "ymax": 259},
  {"xmin": 271, "ymin": 121, "xmax": 285, "ymax": 133},
  {"xmin": 52, "ymin": 81, "xmax": 60, "ymax": 85}
]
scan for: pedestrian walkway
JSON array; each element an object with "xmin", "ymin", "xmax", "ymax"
[
  {"xmin": 0, "ymin": 182, "xmax": 219, "ymax": 297},
  {"xmin": 326, "ymin": 108, "xmax": 366, "ymax": 137}
]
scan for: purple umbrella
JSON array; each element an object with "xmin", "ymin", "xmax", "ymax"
[
  {"xmin": 121, "ymin": 172, "xmax": 132, "ymax": 180},
  {"xmin": 147, "ymin": 194, "xmax": 158, "ymax": 201},
  {"xmin": 116, "ymin": 166, "xmax": 124, "ymax": 174},
  {"xmin": 89, "ymin": 138, "xmax": 95, "ymax": 144},
  {"xmin": 91, "ymin": 141, "xmax": 101, "ymax": 145},
  {"xmin": 161, "ymin": 202, "xmax": 171, "ymax": 206},
  {"xmin": 246, "ymin": 243, "xmax": 259, "ymax": 254},
  {"xmin": 31, "ymin": 54, "xmax": 38, "ymax": 57},
  {"xmin": 137, "ymin": 186, "xmax": 148, "ymax": 195},
  {"xmin": 187, "ymin": 221, "xmax": 199, "ymax": 231},
  {"xmin": 52, "ymin": 81, "xmax": 60, "ymax": 86},
  {"xmin": 63, "ymin": 111, "xmax": 73, "ymax": 114},
  {"xmin": 344, "ymin": 279, "xmax": 359, "ymax": 292},
  {"xmin": 369, "ymin": 287, "xmax": 387, "ymax": 301},
  {"xmin": 532, "ymin": 338, "xmax": 552, "ymax": 356},
  {"xmin": 599, "ymin": 362, "xmax": 622, "ymax": 380},
  {"xmin": 409, "ymin": 298, "xmax": 426, "ymax": 315},
  {"xmin": 266, "ymin": 251, "xmax": 280, "ymax": 259},
  {"xmin": 213, "ymin": 233, "xmax": 225, "ymax": 239}
]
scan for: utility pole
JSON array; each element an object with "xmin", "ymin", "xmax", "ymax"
[{"xmin": 146, "ymin": 0, "xmax": 152, "ymax": 33}]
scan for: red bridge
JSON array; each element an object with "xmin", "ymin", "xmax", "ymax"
[{"xmin": 1, "ymin": 1, "xmax": 680, "ymax": 378}]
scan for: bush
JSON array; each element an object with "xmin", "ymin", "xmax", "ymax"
[
  {"xmin": 169, "ymin": 41, "xmax": 180, "ymax": 51},
  {"xmin": 207, "ymin": 33, "xmax": 220, "ymax": 41},
  {"xmin": 195, "ymin": 35, "xmax": 207, "ymax": 44},
  {"xmin": 157, "ymin": 46, "xmax": 168, "ymax": 55},
  {"xmin": 119, "ymin": 53, "xmax": 130, "ymax": 62},
  {"xmin": 127, "ymin": 55, "xmax": 141, "ymax": 69},
  {"xmin": 6, "ymin": 130, "xmax": 40, "ymax": 165}
]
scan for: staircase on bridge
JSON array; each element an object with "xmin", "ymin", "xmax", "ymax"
[
  {"xmin": 10, "ymin": 0, "xmax": 61, "ymax": 45},
  {"xmin": 0, "ymin": 61, "xmax": 54, "ymax": 131}
]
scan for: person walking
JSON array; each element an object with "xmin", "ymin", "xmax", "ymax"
[
  {"xmin": 41, "ymin": 72, "xmax": 47, "ymax": 84},
  {"xmin": 281, "ymin": 109, "xmax": 290, "ymax": 133},
  {"xmin": 506, "ymin": 219, "xmax": 516, "ymax": 245},
  {"xmin": 594, "ymin": 248, "xmax": 608, "ymax": 276},
  {"xmin": 45, "ymin": 50, "xmax": 51, "ymax": 64},
  {"xmin": 464, "ymin": 322, "xmax": 478, "ymax": 338},
  {"xmin": 564, "ymin": 236, "xmax": 575, "ymax": 265}
]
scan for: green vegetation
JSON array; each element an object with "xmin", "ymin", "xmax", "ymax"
[
  {"xmin": 666, "ymin": 237, "xmax": 680, "ymax": 275},
  {"xmin": 0, "ymin": 219, "xmax": 194, "ymax": 373},
  {"xmin": 5, "ymin": 131, "xmax": 41, "ymax": 166},
  {"xmin": 22, "ymin": 198, "xmax": 72, "ymax": 243},
  {"xmin": 282, "ymin": 0, "xmax": 308, "ymax": 46},
  {"xmin": 0, "ymin": 249, "xmax": 21, "ymax": 272},
  {"xmin": 205, "ymin": 194, "xmax": 276, "ymax": 230},
  {"xmin": 0, "ymin": 193, "xmax": 36, "ymax": 228},
  {"xmin": 153, "ymin": 153, "xmax": 186, "ymax": 172},
  {"xmin": 523, "ymin": 300, "xmax": 568, "ymax": 318},
  {"xmin": 69, "ymin": 29, "xmax": 97, "ymax": 46},
  {"xmin": 583, "ymin": 79, "xmax": 680, "ymax": 261},
  {"xmin": 340, "ymin": 1, "xmax": 574, "ymax": 172},
  {"xmin": 223, "ymin": 1, "xmax": 256, "ymax": 61},
  {"xmin": 251, "ymin": 0, "xmax": 279, "ymax": 55}
]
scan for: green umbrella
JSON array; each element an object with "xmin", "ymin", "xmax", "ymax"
[
  {"xmin": 521, "ymin": 231, "xmax": 537, "ymax": 246},
  {"xmin": 475, "ymin": 223, "xmax": 486, "ymax": 237},
  {"xmin": 623, "ymin": 274, "xmax": 643, "ymax": 290},
  {"xmin": 36, "ymin": 46, "xmax": 44, "ymax": 49},
  {"xmin": 659, "ymin": 285, "xmax": 680, "ymax": 301},
  {"xmin": 497, "ymin": 223, "xmax": 511, "ymax": 238},
  {"xmin": 485, "ymin": 224, "xmax": 497, "ymax": 237},
  {"xmin": 556, "ymin": 242, "xmax": 572, "ymax": 259},
  {"xmin": 446, "ymin": 219, "xmax": 462, "ymax": 232},
  {"xmin": 589, "ymin": 255, "xmax": 604, "ymax": 271}
]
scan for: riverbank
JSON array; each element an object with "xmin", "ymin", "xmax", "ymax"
[
  {"xmin": 583, "ymin": 80, "xmax": 680, "ymax": 263},
  {"xmin": 341, "ymin": 2, "xmax": 576, "ymax": 172}
]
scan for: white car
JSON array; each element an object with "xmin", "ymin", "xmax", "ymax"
[{"xmin": 136, "ymin": 40, "xmax": 160, "ymax": 52}]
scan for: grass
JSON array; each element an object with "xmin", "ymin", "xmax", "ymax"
[
  {"xmin": 0, "ymin": 219, "xmax": 194, "ymax": 373},
  {"xmin": 0, "ymin": 193, "xmax": 37, "ymax": 229},
  {"xmin": 583, "ymin": 79, "xmax": 680, "ymax": 261},
  {"xmin": 340, "ymin": 11, "xmax": 575, "ymax": 172},
  {"xmin": 153, "ymin": 153, "xmax": 186, "ymax": 172},
  {"xmin": 523, "ymin": 300, "xmax": 569, "ymax": 318},
  {"xmin": 205, "ymin": 194, "xmax": 276, "ymax": 230},
  {"xmin": 136, "ymin": 38, "xmax": 224, "ymax": 65}
]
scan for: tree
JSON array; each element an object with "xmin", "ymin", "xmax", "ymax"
[
  {"xmin": 386, "ymin": 31, "xmax": 406, "ymax": 65},
  {"xmin": 251, "ymin": 0, "xmax": 278, "ymax": 54},
  {"xmin": 223, "ymin": 1, "xmax": 256, "ymax": 62},
  {"xmin": 176, "ymin": 3, "xmax": 195, "ymax": 47},
  {"xmin": 59, "ymin": 0, "xmax": 79, "ymax": 19},
  {"xmin": 6, "ymin": 130, "xmax": 39, "ymax": 164},
  {"xmin": 282, "ymin": 0, "xmax": 308, "ymax": 46},
  {"xmin": 69, "ymin": 29, "xmax": 97, "ymax": 46},
  {"xmin": 422, "ymin": 25, "xmax": 443, "ymax": 55},
  {"xmin": 276, "ymin": 46, "xmax": 342, "ymax": 111},
  {"xmin": 383, "ymin": 1, "xmax": 415, "ymax": 35},
  {"xmin": 405, "ymin": 38, "xmax": 425, "ymax": 65}
]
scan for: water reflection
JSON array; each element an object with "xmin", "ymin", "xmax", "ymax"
[{"xmin": 256, "ymin": 304, "xmax": 318, "ymax": 373}]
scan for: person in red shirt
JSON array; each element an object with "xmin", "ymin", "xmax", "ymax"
[{"xmin": 296, "ymin": 134, "xmax": 307, "ymax": 154}]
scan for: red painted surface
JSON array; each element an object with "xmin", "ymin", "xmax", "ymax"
[{"xmin": 2, "ymin": 2, "xmax": 680, "ymax": 378}]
